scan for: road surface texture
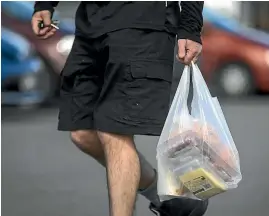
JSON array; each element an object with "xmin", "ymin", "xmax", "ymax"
[{"xmin": 3, "ymin": 2, "xmax": 269, "ymax": 215}]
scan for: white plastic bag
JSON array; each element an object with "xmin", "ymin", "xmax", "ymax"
[{"xmin": 157, "ymin": 63, "xmax": 242, "ymax": 201}]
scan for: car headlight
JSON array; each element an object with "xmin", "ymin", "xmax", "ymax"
[{"xmin": 56, "ymin": 35, "xmax": 75, "ymax": 56}]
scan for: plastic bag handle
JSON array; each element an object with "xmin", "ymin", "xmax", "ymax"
[
  {"xmin": 172, "ymin": 65, "xmax": 191, "ymax": 122},
  {"xmin": 191, "ymin": 62, "xmax": 211, "ymax": 96}
]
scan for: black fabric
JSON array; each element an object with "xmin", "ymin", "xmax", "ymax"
[
  {"xmin": 149, "ymin": 198, "xmax": 209, "ymax": 216},
  {"xmin": 34, "ymin": 1, "xmax": 203, "ymax": 44},
  {"xmin": 58, "ymin": 29, "xmax": 175, "ymax": 135},
  {"xmin": 177, "ymin": 1, "xmax": 204, "ymax": 44},
  {"xmin": 33, "ymin": 1, "xmax": 58, "ymax": 15}
]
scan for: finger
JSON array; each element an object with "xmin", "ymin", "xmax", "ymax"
[
  {"xmin": 32, "ymin": 13, "xmax": 43, "ymax": 36},
  {"xmin": 184, "ymin": 50, "xmax": 197, "ymax": 65},
  {"xmin": 177, "ymin": 39, "xmax": 187, "ymax": 60},
  {"xmin": 32, "ymin": 19, "xmax": 41, "ymax": 35},
  {"xmin": 40, "ymin": 26, "xmax": 51, "ymax": 36},
  {"xmin": 187, "ymin": 39, "xmax": 202, "ymax": 58},
  {"xmin": 50, "ymin": 28, "xmax": 57, "ymax": 33},
  {"xmin": 40, "ymin": 29, "xmax": 56, "ymax": 39},
  {"xmin": 41, "ymin": 11, "xmax": 52, "ymax": 26},
  {"xmin": 184, "ymin": 39, "xmax": 202, "ymax": 65},
  {"xmin": 176, "ymin": 55, "xmax": 185, "ymax": 64},
  {"xmin": 41, "ymin": 32, "xmax": 54, "ymax": 40},
  {"xmin": 46, "ymin": 27, "xmax": 57, "ymax": 36},
  {"xmin": 190, "ymin": 49, "xmax": 201, "ymax": 64}
]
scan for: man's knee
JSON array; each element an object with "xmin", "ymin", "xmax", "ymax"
[
  {"xmin": 70, "ymin": 130, "xmax": 106, "ymax": 166},
  {"xmin": 70, "ymin": 130, "xmax": 99, "ymax": 149}
]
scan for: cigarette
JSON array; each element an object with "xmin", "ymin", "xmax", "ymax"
[{"xmin": 51, "ymin": 23, "xmax": 59, "ymax": 29}]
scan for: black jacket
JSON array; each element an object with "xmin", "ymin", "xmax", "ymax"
[{"xmin": 34, "ymin": 1, "xmax": 204, "ymax": 44}]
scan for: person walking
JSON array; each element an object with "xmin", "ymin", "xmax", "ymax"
[{"xmin": 32, "ymin": 1, "xmax": 208, "ymax": 216}]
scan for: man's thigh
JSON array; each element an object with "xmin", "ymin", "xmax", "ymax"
[
  {"xmin": 94, "ymin": 29, "xmax": 176, "ymax": 136},
  {"xmin": 58, "ymin": 36, "xmax": 103, "ymax": 131}
]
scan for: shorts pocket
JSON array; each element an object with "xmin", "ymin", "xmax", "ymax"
[
  {"xmin": 130, "ymin": 59, "xmax": 173, "ymax": 82},
  {"xmin": 113, "ymin": 59, "xmax": 173, "ymax": 123}
]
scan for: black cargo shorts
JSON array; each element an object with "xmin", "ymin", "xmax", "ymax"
[{"xmin": 58, "ymin": 28, "xmax": 176, "ymax": 135}]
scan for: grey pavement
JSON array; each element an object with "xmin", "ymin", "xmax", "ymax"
[
  {"xmin": 2, "ymin": 96, "xmax": 269, "ymax": 216},
  {"xmin": 3, "ymin": 2, "xmax": 269, "ymax": 215}
]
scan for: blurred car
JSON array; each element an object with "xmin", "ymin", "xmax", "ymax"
[
  {"xmin": 1, "ymin": 1, "xmax": 75, "ymax": 96},
  {"xmin": 201, "ymin": 8, "xmax": 269, "ymax": 97},
  {"xmin": 2, "ymin": 28, "xmax": 53, "ymax": 106}
]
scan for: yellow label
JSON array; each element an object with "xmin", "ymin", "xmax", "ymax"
[{"xmin": 179, "ymin": 168, "xmax": 227, "ymax": 199}]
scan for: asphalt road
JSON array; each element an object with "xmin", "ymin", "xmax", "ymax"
[
  {"xmin": 3, "ymin": 2, "xmax": 269, "ymax": 215},
  {"xmin": 2, "ymin": 96, "xmax": 269, "ymax": 216}
]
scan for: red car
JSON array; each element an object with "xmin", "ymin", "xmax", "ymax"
[{"xmin": 201, "ymin": 23, "xmax": 269, "ymax": 97}]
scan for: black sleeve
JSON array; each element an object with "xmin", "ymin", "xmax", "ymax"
[
  {"xmin": 178, "ymin": 1, "xmax": 204, "ymax": 44},
  {"xmin": 33, "ymin": 1, "xmax": 59, "ymax": 15}
]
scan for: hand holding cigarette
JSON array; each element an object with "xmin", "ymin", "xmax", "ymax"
[{"xmin": 31, "ymin": 10, "xmax": 59, "ymax": 39}]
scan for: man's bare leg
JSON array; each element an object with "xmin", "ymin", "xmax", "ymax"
[
  {"xmin": 71, "ymin": 130, "xmax": 156, "ymax": 191},
  {"xmin": 97, "ymin": 131, "xmax": 140, "ymax": 216}
]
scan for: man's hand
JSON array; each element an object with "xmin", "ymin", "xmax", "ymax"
[
  {"xmin": 32, "ymin": 10, "xmax": 57, "ymax": 39},
  {"xmin": 177, "ymin": 39, "xmax": 202, "ymax": 65}
]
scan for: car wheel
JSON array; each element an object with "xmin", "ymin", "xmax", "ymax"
[{"xmin": 213, "ymin": 63, "xmax": 256, "ymax": 97}]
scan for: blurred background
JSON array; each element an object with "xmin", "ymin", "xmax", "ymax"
[{"xmin": 2, "ymin": 1, "xmax": 269, "ymax": 216}]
